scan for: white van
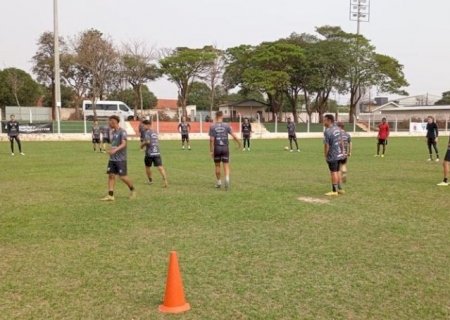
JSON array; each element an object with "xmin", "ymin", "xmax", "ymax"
[{"xmin": 82, "ymin": 100, "xmax": 135, "ymax": 121}]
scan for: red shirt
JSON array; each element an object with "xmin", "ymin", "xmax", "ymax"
[{"xmin": 378, "ymin": 123, "xmax": 390, "ymax": 140}]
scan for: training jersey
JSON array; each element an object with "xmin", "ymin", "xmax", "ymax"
[
  {"xmin": 100, "ymin": 126, "xmax": 110, "ymax": 140},
  {"xmin": 242, "ymin": 123, "xmax": 252, "ymax": 136},
  {"xmin": 324, "ymin": 125, "xmax": 345, "ymax": 162},
  {"xmin": 92, "ymin": 125, "xmax": 101, "ymax": 138},
  {"xmin": 209, "ymin": 122, "xmax": 232, "ymax": 147},
  {"xmin": 341, "ymin": 131, "xmax": 352, "ymax": 157},
  {"xmin": 426, "ymin": 122, "xmax": 439, "ymax": 139},
  {"xmin": 378, "ymin": 123, "xmax": 390, "ymax": 140},
  {"xmin": 110, "ymin": 128, "xmax": 127, "ymax": 162},
  {"xmin": 178, "ymin": 122, "xmax": 190, "ymax": 135},
  {"xmin": 6, "ymin": 120, "xmax": 19, "ymax": 137},
  {"xmin": 144, "ymin": 129, "xmax": 161, "ymax": 157},
  {"xmin": 287, "ymin": 122, "xmax": 296, "ymax": 136}
]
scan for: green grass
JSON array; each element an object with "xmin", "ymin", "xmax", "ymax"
[
  {"xmin": 0, "ymin": 138, "xmax": 449, "ymax": 319},
  {"xmin": 263, "ymin": 122, "xmax": 365, "ymax": 133}
]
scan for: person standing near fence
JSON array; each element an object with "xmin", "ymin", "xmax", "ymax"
[
  {"xmin": 6, "ymin": 114, "xmax": 24, "ymax": 156},
  {"xmin": 375, "ymin": 118, "xmax": 390, "ymax": 158},
  {"xmin": 287, "ymin": 117, "xmax": 300, "ymax": 152},
  {"xmin": 91, "ymin": 120, "xmax": 101, "ymax": 152},
  {"xmin": 178, "ymin": 117, "xmax": 191, "ymax": 150},
  {"xmin": 426, "ymin": 116, "xmax": 439, "ymax": 162},
  {"xmin": 241, "ymin": 118, "xmax": 252, "ymax": 151}
]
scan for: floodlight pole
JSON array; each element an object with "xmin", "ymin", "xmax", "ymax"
[{"xmin": 54, "ymin": 0, "xmax": 61, "ymax": 134}]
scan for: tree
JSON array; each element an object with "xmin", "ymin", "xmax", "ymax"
[
  {"xmin": 0, "ymin": 68, "xmax": 42, "ymax": 107},
  {"xmin": 160, "ymin": 47, "xmax": 216, "ymax": 116},
  {"xmin": 120, "ymin": 42, "xmax": 160, "ymax": 117},
  {"xmin": 109, "ymin": 85, "xmax": 157, "ymax": 110},
  {"xmin": 204, "ymin": 46, "xmax": 225, "ymax": 117},
  {"xmin": 75, "ymin": 29, "xmax": 119, "ymax": 115},
  {"xmin": 187, "ymin": 81, "xmax": 211, "ymax": 110},
  {"xmin": 435, "ymin": 91, "xmax": 450, "ymax": 105}
]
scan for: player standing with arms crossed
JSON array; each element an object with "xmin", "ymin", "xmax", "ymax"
[
  {"xmin": 241, "ymin": 118, "xmax": 252, "ymax": 151},
  {"xmin": 323, "ymin": 115, "xmax": 345, "ymax": 196},
  {"xmin": 141, "ymin": 119, "xmax": 168, "ymax": 188},
  {"xmin": 376, "ymin": 117, "xmax": 390, "ymax": 158},
  {"xmin": 91, "ymin": 120, "xmax": 101, "ymax": 152},
  {"xmin": 101, "ymin": 115, "xmax": 136, "ymax": 201},
  {"xmin": 178, "ymin": 117, "xmax": 191, "ymax": 150},
  {"xmin": 426, "ymin": 116, "xmax": 439, "ymax": 162},
  {"xmin": 209, "ymin": 111, "xmax": 242, "ymax": 190},
  {"xmin": 287, "ymin": 117, "xmax": 300, "ymax": 152},
  {"xmin": 6, "ymin": 114, "xmax": 24, "ymax": 156}
]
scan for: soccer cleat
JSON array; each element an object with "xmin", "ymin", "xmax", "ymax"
[
  {"xmin": 381, "ymin": 155, "xmax": 385, "ymax": 158},
  {"xmin": 100, "ymin": 195, "xmax": 115, "ymax": 201},
  {"xmin": 437, "ymin": 181, "xmax": 449, "ymax": 186},
  {"xmin": 436, "ymin": 159, "xmax": 440, "ymax": 162},
  {"xmin": 337, "ymin": 189, "xmax": 346, "ymax": 195},
  {"xmin": 20, "ymin": 152, "xmax": 25, "ymax": 156},
  {"xmin": 215, "ymin": 182, "xmax": 222, "ymax": 189},
  {"xmin": 188, "ymin": 146, "xmax": 191, "ymax": 150},
  {"xmin": 427, "ymin": 158, "xmax": 432, "ymax": 162},
  {"xmin": 11, "ymin": 153, "xmax": 15, "ymax": 156},
  {"xmin": 290, "ymin": 149, "xmax": 293, "ymax": 153},
  {"xmin": 243, "ymin": 148, "xmax": 246, "ymax": 151},
  {"xmin": 325, "ymin": 191, "xmax": 339, "ymax": 196},
  {"xmin": 182, "ymin": 146, "xmax": 185, "ymax": 150},
  {"xmin": 297, "ymin": 149, "xmax": 301, "ymax": 153},
  {"xmin": 129, "ymin": 190, "xmax": 137, "ymax": 199},
  {"xmin": 247, "ymin": 148, "xmax": 250, "ymax": 151}
]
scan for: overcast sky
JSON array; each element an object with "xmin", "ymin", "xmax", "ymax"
[{"xmin": 1, "ymin": 0, "xmax": 449, "ymax": 101}]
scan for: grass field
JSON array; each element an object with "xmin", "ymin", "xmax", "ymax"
[{"xmin": 0, "ymin": 137, "xmax": 449, "ymax": 319}]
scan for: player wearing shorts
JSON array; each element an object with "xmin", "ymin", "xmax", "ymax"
[
  {"xmin": 209, "ymin": 111, "xmax": 242, "ymax": 190},
  {"xmin": 437, "ymin": 136, "xmax": 450, "ymax": 186},
  {"xmin": 376, "ymin": 118, "xmax": 390, "ymax": 157},
  {"xmin": 141, "ymin": 120, "xmax": 168, "ymax": 188},
  {"xmin": 6, "ymin": 114, "xmax": 24, "ymax": 156},
  {"xmin": 323, "ymin": 114, "xmax": 345, "ymax": 196},
  {"xmin": 178, "ymin": 117, "xmax": 191, "ymax": 150},
  {"xmin": 91, "ymin": 120, "xmax": 101, "ymax": 152},
  {"xmin": 100, "ymin": 124, "xmax": 111, "ymax": 153},
  {"xmin": 337, "ymin": 122, "xmax": 352, "ymax": 183},
  {"xmin": 426, "ymin": 116, "xmax": 439, "ymax": 162},
  {"xmin": 101, "ymin": 115, "xmax": 136, "ymax": 201},
  {"xmin": 287, "ymin": 117, "xmax": 300, "ymax": 152},
  {"xmin": 241, "ymin": 118, "xmax": 252, "ymax": 151}
]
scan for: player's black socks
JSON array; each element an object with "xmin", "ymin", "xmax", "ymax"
[
  {"xmin": 108, "ymin": 191, "xmax": 114, "ymax": 196},
  {"xmin": 129, "ymin": 186, "xmax": 135, "ymax": 191},
  {"xmin": 444, "ymin": 178, "xmax": 448, "ymax": 183},
  {"xmin": 332, "ymin": 184, "xmax": 337, "ymax": 192},
  {"xmin": 148, "ymin": 177, "xmax": 153, "ymax": 183}
]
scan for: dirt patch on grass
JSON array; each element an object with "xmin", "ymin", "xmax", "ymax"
[{"xmin": 297, "ymin": 197, "xmax": 330, "ymax": 204}]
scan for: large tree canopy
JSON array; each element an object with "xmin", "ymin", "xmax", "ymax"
[{"xmin": 0, "ymin": 68, "xmax": 42, "ymax": 107}]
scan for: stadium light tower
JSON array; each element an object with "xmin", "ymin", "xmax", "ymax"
[
  {"xmin": 54, "ymin": 0, "xmax": 61, "ymax": 134},
  {"xmin": 350, "ymin": 0, "xmax": 370, "ymax": 35}
]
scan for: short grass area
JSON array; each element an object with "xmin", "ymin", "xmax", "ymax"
[
  {"xmin": 263, "ymin": 122, "xmax": 365, "ymax": 133},
  {"xmin": 0, "ymin": 138, "xmax": 449, "ymax": 319}
]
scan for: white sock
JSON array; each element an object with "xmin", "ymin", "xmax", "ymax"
[
  {"xmin": 225, "ymin": 176, "xmax": 230, "ymax": 184},
  {"xmin": 217, "ymin": 179, "xmax": 221, "ymax": 185}
]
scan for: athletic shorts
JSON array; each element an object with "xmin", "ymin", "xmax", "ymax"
[
  {"xmin": 8, "ymin": 135, "xmax": 20, "ymax": 141},
  {"xmin": 445, "ymin": 150, "xmax": 450, "ymax": 162},
  {"xmin": 214, "ymin": 146, "xmax": 230, "ymax": 163},
  {"xmin": 289, "ymin": 135, "xmax": 297, "ymax": 140},
  {"xmin": 181, "ymin": 134, "xmax": 189, "ymax": 142},
  {"xmin": 145, "ymin": 155, "xmax": 163, "ymax": 167},
  {"xmin": 427, "ymin": 137, "xmax": 437, "ymax": 145},
  {"xmin": 102, "ymin": 138, "xmax": 111, "ymax": 144},
  {"xmin": 327, "ymin": 160, "xmax": 341, "ymax": 173},
  {"xmin": 107, "ymin": 161, "xmax": 127, "ymax": 176},
  {"xmin": 243, "ymin": 134, "xmax": 250, "ymax": 139},
  {"xmin": 340, "ymin": 158, "xmax": 348, "ymax": 165},
  {"xmin": 378, "ymin": 139, "xmax": 387, "ymax": 145},
  {"xmin": 92, "ymin": 138, "xmax": 100, "ymax": 144}
]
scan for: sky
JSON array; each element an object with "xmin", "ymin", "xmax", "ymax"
[{"xmin": 1, "ymin": 0, "xmax": 449, "ymax": 102}]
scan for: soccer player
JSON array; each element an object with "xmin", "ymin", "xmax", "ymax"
[
  {"xmin": 6, "ymin": 114, "xmax": 24, "ymax": 156},
  {"xmin": 209, "ymin": 111, "xmax": 242, "ymax": 190},
  {"xmin": 323, "ymin": 114, "xmax": 345, "ymax": 196},
  {"xmin": 241, "ymin": 118, "xmax": 252, "ymax": 151},
  {"xmin": 140, "ymin": 120, "xmax": 168, "ymax": 188},
  {"xmin": 287, "ymin": 117, "xmax": 300, "ymax": 152},
  {"xmin": 178, "ymin": 117, "xmax": 191, "ymax": 150},
  {"xmin": 437, "ymin": 136, "xmax": 450, "ymax": 186},
  {"xmin": 101, "ymin": 115, "xmax": 136, "ymax": 201},
  {"xmin": 138, "ymin": 118, "xmax": 147, "ymax": 143},
  {"xmin": 376, "ymin": 117, "xmax": 390, "ymax": 157},
  {"xmin": 426, "ymin": 116, "xmax": 439, "ymax": 162},
  {"xmin": 337, "ymin": 122, "xmax": 352, "ymax": 183},
  {"xmin": 100, "ymin": 124, "xmax": 111, "ymax": 153},
  {"xmin": 91, "ymin": 120, "xmax": 101, "ymax": 152}
]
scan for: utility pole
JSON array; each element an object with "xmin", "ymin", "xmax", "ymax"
[{"xmin": 54, "ymin": 0, "xmax": 61, "ymax": 134}]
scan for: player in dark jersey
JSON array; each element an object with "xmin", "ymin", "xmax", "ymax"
[
  {"xmin": 241, "ymin": 118, "xmax": 252, "ymax": 151},
  {"xmin": 376, "ymin": 118, "xmax": 390, "ymax": 157},
  {"xmin": 426, "ymin": 116, "xmax": 439, "ymax": 162},
  {"xmin": 100, "ymin": 124, "xmax": 111, "ymax": 153},
  {"xmin": 140, "ymin": 120, "xmax": 168, "ymax": 188},
  {"xmin": 91, "ymin": 120, "xmax": 101, "ymax": 152},
  {"xmin": 138, "ymin": 118, "xmax": 148, "ymax": 144},
  {"xmin": 323, "ymin": 115, "xmax": 345, "ymax": 196},
  {"xmin": 5, "ymin": 114, "xmax": 24, "ymax": 156},
  {"xmin": 337, "ymin": 122, "xmax": 352, "ymax": 183},
  {"xmin": 209, "ymin": 111, "xmax": 242, "ymax": 190},
  {"xmin": 287, "ymin": 117, "xmax": 300, "ymax": 152},
  {"xmin": 437, "ymin": 136, "xmax": 450, "ymax": 186},
  {"xmin": 101, "ymin": 115, "xmax": 136, "ymax": 201},
  {"xmin": 178, "ymin": 117, "xmax": 191, "ymax": 150}
]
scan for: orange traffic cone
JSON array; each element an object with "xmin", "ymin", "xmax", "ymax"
[{"xmin": 159, "ymin": 251, "xmax": 191, "ymax": 314}]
